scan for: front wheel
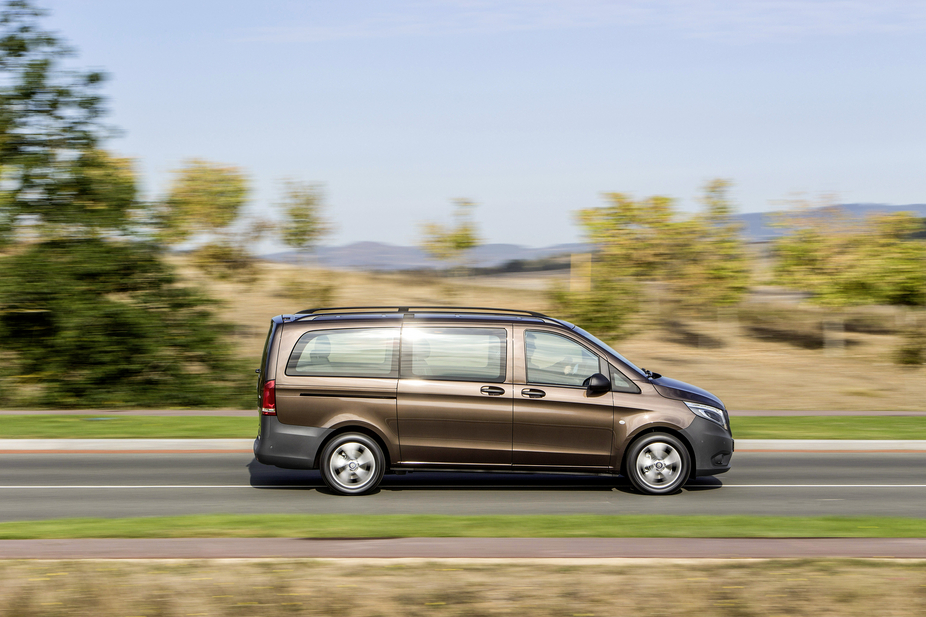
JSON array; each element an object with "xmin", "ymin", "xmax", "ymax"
[
  {"xmin": 320, "ymin": 433, "xmax": 385, "ymax": 495},
  {"xmin": 625, "ymin": 433, "xmax": 690, "ymax": 495}
]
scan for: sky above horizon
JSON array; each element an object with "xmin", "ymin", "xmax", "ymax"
[{"xmin": 45, "ymin": 0, "xmax": 926, "ymax": 250}]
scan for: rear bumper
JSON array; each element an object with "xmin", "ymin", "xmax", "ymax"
[
  {"xmin": 680, "ymin": 417, "xmax": 734, "ymax": 477},
  {"xmin": 253, "ymin": 415, "xmax": 328, "ymax": 470}
]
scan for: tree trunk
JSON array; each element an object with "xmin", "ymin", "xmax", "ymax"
[{"xmin": 822, "ymin": 315, "xmax": 845, "ymax": 356}]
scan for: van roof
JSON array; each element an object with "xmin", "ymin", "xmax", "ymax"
[
  {"xmin": 280, "ymin": 306, "xmax": 570, "ymax": 326},
  {"xmin": 295, "ymin": 306, "xmax": 551, "ymax": 318}
]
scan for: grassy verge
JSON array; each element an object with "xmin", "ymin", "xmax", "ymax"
[
  {"xmin": 2, "ymin": 414, "xmax": 926, "ymax": 439},
  {"xmin": 4, "ymin": 559, "xmax": 925, "ymax": 616},
  {"xmin": 2, "ymin": 514, "xmax": 926, "ymax": 539},
  {"xmin": 729, "ymin": 416, "xmax": 926, "ymax": 439},
  {"xmin": 0, "ymin": 414, "xmax": 256, "ymax": 438}
]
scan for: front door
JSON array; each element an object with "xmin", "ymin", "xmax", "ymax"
[
  {"xmin": 512, "ymin": 328, "xmax": 613, "ymax": 467},
  {"xmin": 397, "ymin": 325, "xmax": 513, "ymax": 465}
]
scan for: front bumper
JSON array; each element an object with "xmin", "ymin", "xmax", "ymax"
[
  {"xmin": 679, "ymin": 416, "xmax": 734, "ymax": 476},
  {"xmin": 253, "ymin": 414, "xmax": 329, "ymax": 470}
]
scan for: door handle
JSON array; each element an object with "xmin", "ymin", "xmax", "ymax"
[
  {"xmin": 521, "ymin": 388, "xmax": 546, "ymax": 399},
  {"xmin": 480, "ymin": 386, "xmax": 505, "ymax": 396}
]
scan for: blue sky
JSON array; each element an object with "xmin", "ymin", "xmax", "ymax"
[{"xmin": 46, "ymin": 0, "xmax": 926, "ymax": 249}]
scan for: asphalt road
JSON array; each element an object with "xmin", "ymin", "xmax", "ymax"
[{"xmin": 1, "ymin": 452, "xmax": 925, "ymax": 521}]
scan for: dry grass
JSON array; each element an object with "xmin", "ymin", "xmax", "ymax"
[
  {"xmin": 0, "ymin": 559, "xmax": 924, "ymax": 616},
  {"xmin": 176, "ymin": 259, "xmax": 926, "ymax": 411}
]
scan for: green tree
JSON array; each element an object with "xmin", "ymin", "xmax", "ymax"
[
  {"xmin": 156, "ymin": 159, "xmax": 260, "ymax": 280},
  {"xmin": 157, "ymin": 159, "xmax": 249, "ymax": 244},
  {"xmin": 774, "ymin": 208, "xmax": 926, "ymax": 308},
  {"xmin": 774, "ymin": 204, "xmax": 926, "ymax": 359},
  {"xmin": 577, "ymin": 192, "xmax": 685, "ymax": 283},
  {"xmin": 550, "ymin": 273, "xmax": 638, "ymax": 341},
  {"xmin": 0, "ymin": 239, "xmax": 244, "ymax": 407},
  {"xmin": 552, "ymin": 192, "xmax": 683, "ymax": 337},
  {"xmin": 554, "ymin": 181, "xmax": 751, "ymax": 339},
  {"xmin": 278, "ymin": 180, "xmax": 329, "ymax": 263},
  {"xmin": 0, "ymin": 0, "xmax": 110, "ymax": 239},
  {"xmin": 420, "ymin": 199, "xmax": 481, "ymax": 270},
  {"xmin": 673, "ymin": 179, "xmax": 751, "ymax": 310},
  {"xmin": 0, "ymin": 0, "xmax": 250, "ymax": 407}
]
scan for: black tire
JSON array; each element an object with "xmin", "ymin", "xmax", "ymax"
[
  {"xmin": 625, "ymin": 432, "xmax": 690, "ymax": 495},
  {"xmin": 320, "ymin": 432, "xmax": 385, "ymax": 495}
]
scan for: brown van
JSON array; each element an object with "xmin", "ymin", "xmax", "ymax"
[{"xmin": 254, "ymin": 307, "xmax": 733, "ymax": 495}]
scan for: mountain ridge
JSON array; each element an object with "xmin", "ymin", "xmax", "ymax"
[{"xmin": 261, "ymin": 203, "xmax": 926, "ymax": 270}]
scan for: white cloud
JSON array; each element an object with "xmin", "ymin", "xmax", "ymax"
[{"xmin": 238, "ymin": 0, "xmax": 926, "ymax": 43}]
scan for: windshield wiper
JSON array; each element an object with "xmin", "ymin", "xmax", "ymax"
[{"xmin": 642, "ymin": 368, "xmax": 662, "ymax": 380}]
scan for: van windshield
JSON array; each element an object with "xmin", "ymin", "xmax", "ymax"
[{"xmin": 572, "ymin": 326, "xmax": 647, "ymax": 378}]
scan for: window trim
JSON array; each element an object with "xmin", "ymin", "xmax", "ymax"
[{"xmin": 284, "ymin": 327, "xmax": 400, "ymax": 379}]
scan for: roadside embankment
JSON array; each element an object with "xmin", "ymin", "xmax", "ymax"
[{"xmin": 1, "ymin": 558, "xmax": 923, "ymax": 616}]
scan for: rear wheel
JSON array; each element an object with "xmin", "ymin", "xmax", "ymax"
[
  {"xmin": 625, "ymin": 433, "xmax": 690, "ymax": 495},
  {"xmin": 320, "ymin": 433, "xmax": 385, "ymax": 495}
]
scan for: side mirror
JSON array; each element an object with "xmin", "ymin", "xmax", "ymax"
[{"xmin": 584, "ymin": 372, "xmax": 611, "ymax": 395}]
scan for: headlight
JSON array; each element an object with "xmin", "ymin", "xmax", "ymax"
[{"xmin": 685, "ymin": 401, "xmax": 727, "ymax": 429}]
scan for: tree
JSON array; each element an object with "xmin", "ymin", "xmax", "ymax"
[
  {"xmin": 672, "ymin": 179, "xmax": 751, "ymax": 310},
  {"xmin": 278, "ymin": 180, "xmax": 329, "ymax": 263},
  {"xmin": 420, "ymin": 199, "xmax": 481, "ymax": 271},
  {"xmin": 553, "ymin": 193, "xmax": 682, "ymax": 338},
  {"xmin": 0, "ymin": 239, "xmax": 244, "ymax": 407},
  {"xmin": 773, "ymin": 203, "xmax": 926, "ymax": 359},
  {"xmin": 157, "ymin": 159, "xmax": 249, "ymax": 244},
  {"xmin": 774, "ymin": 207, "xmax": 926, "ymax": 308},
  {"xmin": 576, "ymin": 193, "xmax": 684, "ymax": 283},
  {"xmin": 155, "ymin": 158, "xmax": 262, "ymax": 280},
  {"xmin": 554, "ymin": 181, "xmax": 751, "ymax": 340},
  {"xmin": 0, "ymin": 0, "xmax": 250, "ymax": 407},
  {"xmin": 550, "ymin": 273, "xmax": 638, "ymax": 341},
  {"xmin": 0, "ymin": 0, "xmax": 110, "ymax": 239}
]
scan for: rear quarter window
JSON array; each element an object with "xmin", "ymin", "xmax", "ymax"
[{"xmin": 286, "ymin": 328, "xmax": 399, "ymax": 378}]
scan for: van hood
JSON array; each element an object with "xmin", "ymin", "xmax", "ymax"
[{"xmin": 650, "ymin": 376, "xmax": 725, "ymax": 410}]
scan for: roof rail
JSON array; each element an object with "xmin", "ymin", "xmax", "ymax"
[{"xmin": 295, "ymin": 306, "xmax": 551, "ymax": 319}]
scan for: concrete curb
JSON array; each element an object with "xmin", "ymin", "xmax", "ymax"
[
  {"xmin": 1, "ymin": 439, "xmax": 926, "ymax": 453},
  {"xmin": 0, "ymin": 439, "xmax": 254, "ymax": 453},
  {"xmin": 737, "ymin": 439, "xmax": 926, "ymax": 452},
  {"xmin": 0, "ymin": 410, "xmax": 255, "ymax": 416}
]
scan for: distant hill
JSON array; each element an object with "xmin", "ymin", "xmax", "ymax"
[
  {"xmin": 262, "ymin": 242, "xmax": 588, "ymax": 271},
  {"xmin": 261, "ymin": 204, "xmax": 926, "ymax": 270},
  {"xmin": 739, "ymin": 203, "xmax": 926, "ymax": 241}
]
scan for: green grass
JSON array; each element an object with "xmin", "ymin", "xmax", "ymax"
[
  {"xmin": 1, "ymin": 414, "xmax": 924, "ymax": 439},
  {"xmin": 0, "ymin": 415, "xmax": 256, "ymax": 438},
  {"xmin": 1, "ymin": 514, "xmax": 925, "ymax": 539},
  {"xmin": 730, "ymin": 416, "xmax": 926, "ymax": 439}
]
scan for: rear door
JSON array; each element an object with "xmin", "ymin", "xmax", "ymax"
[
  {"xmin": 512, "ymin": 327, "xmax": 614, "ymax": 467},
  {"xmin": 397, "ymin": 325, "xmax": 513, "ymax": 465},
  {"xmin": 274, "ymin": 326, "xmax": 400, "ymax": 433}
]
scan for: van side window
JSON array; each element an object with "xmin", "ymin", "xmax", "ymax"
[
  {"xmin": 402, "ymin": 327, "xmax": 507, "ymax": 383},
  {"xmin": 525, "ymin": 330, "xmax": 599, "ymax": 387},
  {"xmin": 286, "ymin": 328, "xmax": 399, "ymax": 378}
]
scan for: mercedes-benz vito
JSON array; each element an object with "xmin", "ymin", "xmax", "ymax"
[{"xmin": 254, "ymin": 306, "xmax": 733, "ymax": 495}]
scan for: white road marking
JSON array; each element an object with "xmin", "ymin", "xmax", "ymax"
[
  {"xmin": 0, "ymin": 484, "xmax": 925, "ymax": 489},
  {"xmin": 0, "ymin": 485, "xmax": 315, "ymax": 489}
]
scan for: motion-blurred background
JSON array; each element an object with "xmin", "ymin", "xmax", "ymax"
[{"xmin": 0, "ymin": 0, "xmax": 923, "ymax": 411}]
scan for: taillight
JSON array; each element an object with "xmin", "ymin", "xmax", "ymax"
[{"xmin": 261, "ymin": 380, "xmax": 276, "ymax": 415}]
